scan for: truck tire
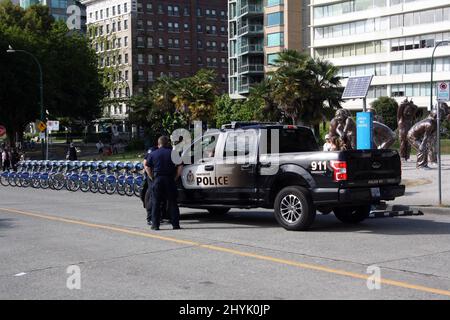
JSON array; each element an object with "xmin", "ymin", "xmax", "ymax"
[
  {"xmin": 207, "ymin": 208, "xmax": 230, "ymax": 215},
  {"xmin": 333, "ymin": 205, "xmax": 370, "ymax": 224},
  {"xmin": 274, "ymin": 186, "xmax": 315, "ymax": 231}
]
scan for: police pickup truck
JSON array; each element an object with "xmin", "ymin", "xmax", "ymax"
[{"xmin": 176, "ymin": 122, "xmax": 405, "ymax": 231}]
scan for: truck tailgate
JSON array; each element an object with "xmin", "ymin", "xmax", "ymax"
[{"xmin": 342, "ymin": 149, "xmax": 401, "ymax": 187}]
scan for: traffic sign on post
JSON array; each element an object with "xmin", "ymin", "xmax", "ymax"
[
  {"xmin": 47, "ymin": 120, "xmax": 59, "ymax": 132},
  {"xmin": 437, "ymin": 82, "xmax": 449, "ymax": 101},
  {"xmin": 36, "ymin": 120, "xmax": 46, "ymax": 132}
]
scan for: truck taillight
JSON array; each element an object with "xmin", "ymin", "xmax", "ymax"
[{"xmin": 330, "ymin": 160, "xmax": 347, "ymax": 181}]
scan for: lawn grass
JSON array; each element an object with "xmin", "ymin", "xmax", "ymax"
[
  {"xmin": 79, "ymin": 150, "xmax": 145, "ymax": 162},
  {"xmin": 392, "ymin": 139, "xmax": 450, "ymax": 155}
]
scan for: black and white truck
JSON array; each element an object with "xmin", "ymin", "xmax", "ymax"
[{"xmin": 176, "ymin": 122, "xmax": 405, "ymax": 231}]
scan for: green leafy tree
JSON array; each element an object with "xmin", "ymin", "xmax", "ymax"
[
  {"xmin": 267, "ymin": 49, "xmax": 343, "ymax": 135},
  {"xmin": 370, "ymin": 96, "xmax": 399, "ymax": 130},
  {"xmin": 0, "ymin": 1, "xmax": 105, "ymax": 145},
  {"xmin": 172, "ymin": 69, "xmax": 218, "ymax": 124}
]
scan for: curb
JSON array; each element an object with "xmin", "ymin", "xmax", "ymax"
[{"xmin": 410, "ymin": 206, "xmax": 450, "ymax": 215}]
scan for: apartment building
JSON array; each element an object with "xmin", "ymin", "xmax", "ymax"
[
  {"xmin": 82, "ymin": 0, "xmax": 228, "ymax": 130},
  {"xmin": 310, "ymin": 0, "xmax": 450, "ymax": 110},
  {"xmin": 228, "ymin": 0, "xmax": 309, "ymax": 99}
]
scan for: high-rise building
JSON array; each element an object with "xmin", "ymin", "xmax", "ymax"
[
  {"xmin": 82, "ymin": 0, "xmax": 228, "ymax": 130},
  {"xmin": 19, "ymin": 0, "xmax": 86, "ymax": 32},
  {"xmin": 19, "ymin": 0, "xmax": 39, "ymax": 8},
  {"xmin": 310, "ymin": 0, "xmax": 450, "ymax": 110},
  {"xmin": 228, "ymin": 0, "xmax": 310, "ymax": 99}
]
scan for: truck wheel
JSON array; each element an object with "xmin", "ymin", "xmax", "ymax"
[
  {"xmin": 207, "ymin": 208, "xmax": 230, "ymax": 215},
  {"xmin": 274, "ymin": 186, "xmax": 315, "ymax": 231},
  {"xmin": 333, "ymin": 205, "xmax": 370, "ymax": 224}
]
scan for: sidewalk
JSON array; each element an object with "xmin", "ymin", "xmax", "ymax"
[{"xmin": 389, "ymin": 154, "xmax": 450, "ymax": 209}]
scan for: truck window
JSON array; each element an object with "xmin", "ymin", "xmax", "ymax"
[
  {"xmin": 185, "ymin": 133, "xmax": 219, "ymax": 164},
  {"xmin": 265, "ymin": 128, "xmax": 318, "ymax": 153},
  {"xmin": 223, "ymin": 131, "xmax": 257, "ymax": 158}
]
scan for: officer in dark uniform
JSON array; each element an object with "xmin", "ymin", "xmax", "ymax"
[
  {"xmin": 146, "ymin": 136, "xmax": 182, "ymax": 230},
  {"xmin": 143, "ymin": 145, "xmax": 158, "ymax": 225}
]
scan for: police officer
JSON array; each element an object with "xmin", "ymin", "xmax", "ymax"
[
  {"xmin": 143, "ymin": 144, "xmax": 158, "ymax": 225},
  {"xmin": 146, "ymin": 136, "xmax": 182, "ymax": 230}
]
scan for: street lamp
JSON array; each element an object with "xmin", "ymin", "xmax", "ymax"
[
  {"xmin": 429, "ymin": 40, "xmax": 449, "ymax": 206},
  {"xmin": 6, "ymin": 45, "xmax": 46, "ymax": 160}
]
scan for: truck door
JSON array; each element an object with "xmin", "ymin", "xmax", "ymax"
[
  {"xmin": 179, "ymin": 132, "xmax": 220, "ymax": 204},
  {"xmin": 214, "ymin": 130, "xmax": 258, "ymax": 205}
]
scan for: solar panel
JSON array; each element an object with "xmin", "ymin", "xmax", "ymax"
[{"xmin": 342, "ymin": 76, "xmax": 373, "ymax": 99}]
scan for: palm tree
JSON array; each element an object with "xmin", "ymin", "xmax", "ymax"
[
  {"xmin": 267, "ymin": 49, "xmax": 343, "ymax": 134},
  {"xmin": 172, "ymin": 69, "xmax": 217, "ymax": 124}
]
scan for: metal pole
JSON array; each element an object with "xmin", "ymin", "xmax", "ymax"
[
  {"xmin": 437, "ymin": 101, "xmax": 442, "ymax": 205},
  {"xmin": 363, "ymin": 98, "xmax": 367, "ymax": 112},
  {"xmin": 430, "ymin": 40, "xmax": 449, "ymax": 206}
]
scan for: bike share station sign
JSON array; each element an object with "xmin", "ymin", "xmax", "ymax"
[{"xmin": 341, "ymin": 76, "xmax": 373, "ymax": 150}]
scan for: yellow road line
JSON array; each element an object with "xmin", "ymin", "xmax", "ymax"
[{"xmin": 1, "ymin": 206, "xmax": 450, "ymax": 298}]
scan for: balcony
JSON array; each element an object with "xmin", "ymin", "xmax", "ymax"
[
  {"xmin": 238, "ymin": 24, "xmax": 264, "ymax": 36},
  {"xmin": 239, "ymin": 44, "xmax": 263, "ymax": 54},
  {"xmin": 240, "ymin": 4, "xmax": 263, "ymax": 16},
  {"xmin": 240, "ymin": 64, "xmax": 264, "ymax": 73},
  {"xmin": 238, "ymin": 83, "xmax": 250, "ymax": 93}
]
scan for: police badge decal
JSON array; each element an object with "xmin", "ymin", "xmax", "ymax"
[{"xmin": 186, "ymin": 170, "xmax": 195, "ymax": 185}]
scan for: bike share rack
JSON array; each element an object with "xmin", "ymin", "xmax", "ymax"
[{"xmin": 0, "ymin": 160, "xmax": 145, "ymax": 197}]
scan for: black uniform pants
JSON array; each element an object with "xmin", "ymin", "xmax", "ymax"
[
  {"xmin": 146, "ymin": 177, "xmax": 168, "ymax": 223},
  {"xmin": 151, "ymin": 175, "xmax": 180, "ymax": 228}
]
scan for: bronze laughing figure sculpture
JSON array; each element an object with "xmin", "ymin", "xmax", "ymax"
[{"xmin": 397, "ymin": 99, "xmax": 418, "ymax": 161}]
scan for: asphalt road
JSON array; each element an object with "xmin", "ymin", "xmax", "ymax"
[{"xmin": 1, "ymin": 186, "xmax": 450, "ymax": 300}]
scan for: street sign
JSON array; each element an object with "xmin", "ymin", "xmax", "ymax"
[
  {"xmin": 356, "ymin": 112, "xmax": 373, "ymax": 150},
  {"xmin": 342, "ymin": 76, "xmax": 373, "ymax": 100},
  {"xmin": 0, "ymin": 125, "xmax": 6, "ymax": 137},
  {"xmin": 36, "ymin": 120, "xmax": 47, "ymax": 132},
  {"xmin": 47, "ymin": 120, "xmax": 60, "ymax": 131},
  {"xmin": 437, "ymin": 82, "xmax": 450, "ymax": 101}
]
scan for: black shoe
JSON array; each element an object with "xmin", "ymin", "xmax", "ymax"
[
  {"xmin": 172, "ymin": 226, "xmax": 181, "ymax": 230},
  {"xmin": 151, "ymin": 226, "xmax": 160, "ymax": 230},
  {"xmin": 147, "ymin": 221, "xmax": 152, "ymax": 226}
]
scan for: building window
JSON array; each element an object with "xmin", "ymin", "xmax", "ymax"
[
  {"xmin": 267, "ymin": 12, "xmax": 284, "ymax": 26},
  {"xmin": 184, "ymin": 39, "xmax": 190, "ymax": 48},
  {"xmin": 147, "ymin": 37, "xmax": 153, "ymax": 47},
  {"xmin": 197, "ymin": 8, "xmax": 202, "ymax": 16},
  {"xmin": 117, "ymin": 21, "xmax": 121, "ymax": 31},
  {"xmin": 148, "ymin": 71, "xmax": 154, "ymax": 81},
  {"xmin": 124, "ymin": 19, "xmax": 128, "ymax": 29},
  {"xmin": 124, "ymin": 2, "xmax": 127, "ymax": 13},
  {"xmin": 184, "ymin": 6, "xmax": 190, "ymax": 16},
  {"xmin": 148, "ymin": 54, "xmax": 154, "ymax": 65},
  {"xmin": 158, "ymin": 4, "xmax": 164, "ymax": 14},
  {"xmin": 267, "ymin": 32, "xmax": 284, "ymax": 46},
  {"xmin": 117, "ymin": 4, "xmax": 121, "ymax": 14},
  {"xmin": 146, "ymin": 4, "xmax": 153, "ymax": 13},
  {"xmin": 267, "ymin": 0, "xmax": 283, "ymax": 7},
  {"xmin": 147, "ymin": 20, "xmax": 153, "ymax": 30},
  {"xmin": 138, "ymin": 70, "xmax": 144, "ymax": 81},
  {"xmin": 158, "ymin": 38, "xmax": 164, "ymax": 47},
  {"xmin": 124, "ymin": 36, "xmax": 128, "ymax": 46},
  {"xmin": 159, "ymin": 54, "xmax": 164, "ymax": 64},
  {"xmin": 138, "ymin": 54, "xmax": 144, "ymax": 64}
]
